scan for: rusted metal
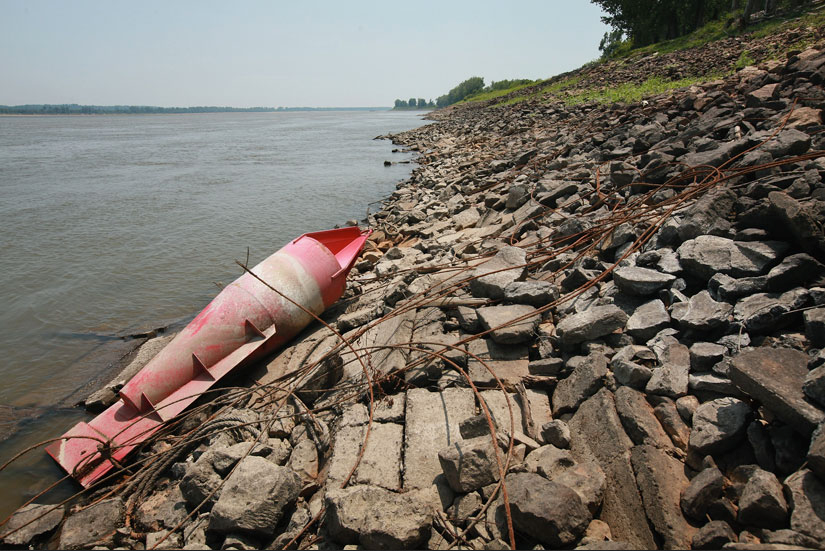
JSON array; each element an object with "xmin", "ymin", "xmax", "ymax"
[{"xmin": 46, "ymin": 227, "xmax": 370, "ymax": 487}]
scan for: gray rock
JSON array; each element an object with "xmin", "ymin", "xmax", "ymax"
[
  {"xmin": 689, "ymin": 397, "xmax": 751, "ymax": 456},
  {"xmin": 738, "ymin": 468, "xmax": 788, "ymax": 528},
  {"xmin": 208, "ymin": 456, "xmax": 301, "ymax": 536},
  {"xmin": 612, "ymin": 359, "xmax": 654, "ymax": 389},
  {"xmin": 626, "ymin": 299, "xmax": 671, "ymax": 342},
  {"xmin": 506, "ymin": 184, "xmax": 529, "ymax": 209},
  {"xmin": 671, "ymin": 290, "xmax": 732, "ymax": 332},
  {"xmin": 768, "ymin": 191, "xmax": 825, "ymax": 258},
  {"xmin": 676, "ymin": 395, "xmax": 700, "ymax": 423},
  {"xmin": 614, "ymin": 386, "xmax": 672, "ymax": 449},
  {"xmin": 553, "ymin": 353, "xmax": 608, "ymax": 414},
  {"xmin": 631, "ymin": 445, "xmax": 696, "ymax": 549},
  {"xmin": 145, "ymin": 530, "xmax": 183, "ymax": 550},
  {"xmin": 733, "ymin": 288, "xmax": 810, "ymax": 332},
  {"xmin": 476, "ymin": 304, "xmax": 540, "ymax": 344},
  {"xmin": 804, "ymin": 366, "xmax": 825, "ymax": 408},
  {"xmin": 654, "ymin": 398, "xmax": 691, "ymax": 451},
  {"xmin": 681, "ymin": 466, "xmax": 725, "ymax": 520},
  {"xmin": 503, "ymin": 472, "xmax": 591, "ymax": 547},
  {"xmin": 135, "ymin": 484, "xmax": 188, "ymax": 533},
  {"xmin": 677, "ymin": 235, "xmax": 788, "ymax": 281},
  {"xmin": 693, "ymin": 521, "xmax": 738, "ymax": 550},
  {"xmin": 438, "ymin": 436, "xmax": 501, "ymax": 493},
  {"xmin": 748, "ymin": 421, "xmax": 777, "ymax": 472},
  {"xmin": 455, "ymin": 306, "xmax": 479, "ymax": 332},
  {"xmin": 646, "ymin": 360, "xmax": 690, "ymax": 399},
  {"xmin": 470, "ymin": 247, "xmax": 527, "ymax": 299},
  {"xmin": 180, "ymin": 457, "xmax": 223, "ymax": 510},
  {"xmin": 760, "ymin": 529, "xmax": 821, "ymax": 548},
  {"xmin": 503, "ymin": 280, "xmax": 559, "ymax": 306},
  {"xmin": 541, "ymin": 419, "xmax": 571, "ymax": 449},
  {"xmin": 59, "ymin": 498, "xmax": 123, "ymax": 550},
  {"xmin": 459, "ymin": 413, "xmax": 496, "ymax": 440},
  {"xmin": 678, "ymin": 188, "xmax": 738, "ymax": 242},
  {"xmin": 614, "ymin": 266, "xmax": 676, "ymax": 296},
  {"xmin": 729, "ymin": 347, "xmax": 825, "ymax": 434},
  {"xmin": 556, "ymin": 305, "xmax": 629, "ymax": 345},
  {"xmin": 785, "ymin": 469, "xmax": 825, "ymax": 543},
  {"xmin": 529, "ymin": 356, "xmax": 565, "ymax": 376},
  {"xmin": 690, "ymin": 342, "xmax": 727, "ymax": 371},
  {"xmin": 550, "ymin": 461, "xmax": 607, "ymax": 516},
  {"xmin": 805, "ymin": 308, "xmax": 825, "ymax": 348},
  {"xmin": 690, "ymin": 372, "xmax": 741, "ymax": 395},
  {"xmin": 808, "ymin": 423, "xmax": 825, "ymax": 480},
  {"xmin": 767, "ymin": 254, "xmax": 824, "ymax": 291},
  {"xmin": 709, "ymin": 273, "xmax": 768, "ymax": 302},
  {"xmin": 1, "ymin": 503, "xmax": 64, "ymax": 546},
  {"xmin": 325, "ymin": 485, "xmax": 433, "ymax": 549},
  {"xmin": 568, "ymin": 389, "xmax": 657, "ymax": 549}
]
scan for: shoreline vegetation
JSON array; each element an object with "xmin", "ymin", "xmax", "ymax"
[{"xmin": 0, "ymin": 105, "xmax": 392, "ymax": 115}]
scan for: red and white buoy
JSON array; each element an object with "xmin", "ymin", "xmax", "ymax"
[{"xmin": 47, "ymin": 226, "xmax": 370, "ymax": 487}]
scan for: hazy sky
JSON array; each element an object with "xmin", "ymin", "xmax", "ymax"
[{"xmin": 1, "ymin": 1, "xmax": 610, "ymax": 107}]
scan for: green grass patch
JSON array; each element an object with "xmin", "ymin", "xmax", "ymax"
[
  {"xmin": 735, "ymin": 49, "xmax": 756, "ymax": 69},
  {"xmin": 488, "ymin": 74, "xmax": 584, "ymax": 107},
  {"xmin": 460, "ymin": 81, "xmax": 539, "ymax": 103},
  {"xmin": 556, "ymin": 74, "xmax": 727, "ymax": 106}
]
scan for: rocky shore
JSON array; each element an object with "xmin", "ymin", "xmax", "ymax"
[{"xmin": 4, "ymin": 26, "xmax": 825, "ymax": 551}]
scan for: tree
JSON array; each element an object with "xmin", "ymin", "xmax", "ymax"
[
  {"xmin": 417, "ymin": 98, "xmax": 427, "ymax": 108},
  {"xmin": 394, "ymin": 99, "xmax": 407, "ymax": 108},
  {"xmin": 409, "ymin": 98, "xmax": 417, "ymax": 109}
]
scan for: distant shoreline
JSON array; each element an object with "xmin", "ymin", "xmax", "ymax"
[{"xmin": 0, "ymin": 105, "xmax": 392, "ymax": 116}]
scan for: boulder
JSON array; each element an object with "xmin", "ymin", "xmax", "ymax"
[
  {"xmin": 733, "ymin": 288, "xmax": 809, "ymax": 332},
  {"xmin": 553, "ymin": 353, "xmax": 608, "ymax": 413},
  {"xmin": 613, "ymin": 266, "xmax": 676, "ymax": 296},
  {"xmin": 556, "ymin": 305, "xmax": 628, "ymax": 346},
  {"xmin": 767, "ymin": 253, "xmax": 824, "ymax": 291},
  {"xmin": 438, "ymin": 436, "xmax": 501, "ymax": 493},
  {"xmin": 208, "ymin": 456, "xmax": 301, "ymax": 536},
  {"xmin": 614, "ymin": 386, "xmax": 672, "ymax": 449},
  {"xmin": 503, "ymin": 472, "xmax": 591, "ymax": 547},
  {"xmin": 671, "ymin": 290, "xmax": 732, "ymax": 332},
  {"xmin": 676, "ymin": 235, "xmax": 788, "ymax": 280},
  {"xmin": 59, "ymin": 498, "xmax": 124, "ymax": 550},
  {"xmin": 785, "ymin": 469, "xmax": 825, "ymax": 543},
  {"xmin": 325, "ymin": 485, "xmax": 433, "ymax": 549},
  {"xmin": 541, "ymin": 419, "xmax": 571, "ymax": 449},
  {"xmin": 470, "ymin": 247, "xmax": 527, "ymax": 299},
  {"xmin": 681, "ymin": 466, "xmax": 725, "ymax": 521},
  {"xmin": 626, "ymin": 299, "xmax": 671, "ymax": 342},
  {"xmin": 738, "ymin": 468, "xmax": 788, "ymax": 528},
  {"xmin": 1, "ymin": 503, "xmax": 64, "ymax": 546},
  {"xmin": 503, "ymin": 280, "xmax": 559, "ymax": 306},
  {"xmin": 689, "ymin": 397, "xmax": 751, "ymax": 456},
  {"xmin": 768, "ymin": 191, "xmax": 825, "ymax": 259},
  {"xmin": 805, "ymin": 307, "xmax": 825, "ymax": 348},
  {"xmin": 612, "ymin": 359, "xmax": 653, "ymax": 389},
  {"xmin": 692, "ymin": 521, "xmax": 738, "ymax": 550}
]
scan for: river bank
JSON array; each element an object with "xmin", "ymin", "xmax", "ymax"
[{"xmin": 4, "ymin": 25, "xmax": 825, "ymax": 551}]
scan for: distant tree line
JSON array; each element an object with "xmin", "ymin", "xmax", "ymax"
[
  {"xmin": 0, "ymin": 104, "xmax": 279, "ymax": 115},
  {"xmin": 393, "ymin": 98, "xmax": 435, "ymax": 109},
  {"xmin": 394, "ymin": 77, "xmax": 538, "ymax": 110},
  {"xmin": 593, "ymin": 0, "xmax": 815, "ymax": 54}
]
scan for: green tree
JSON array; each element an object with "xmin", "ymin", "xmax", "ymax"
[
  {"xmin": 394, "ymin": 99, "xmax": 407, "ymax": 108},
  {"xmin": 417, "ymin": 98, "xmax": 426, "ymax": 108}
]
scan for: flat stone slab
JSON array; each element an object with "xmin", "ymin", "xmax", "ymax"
[
  {"xmin": 677, "ymin": 235, "xmax": 788, "ymax": 281},
  {"xmin": 327, "ymin": 422, "xmax": 403, "ymax": 491},
  {"xmin": 403, "ymin": 388, "xmax": 475, "ymax": 490},
  {"xmin": 729, "ymin": 347, "xmax": 825, "ymax": 434},
  {"xmin": 476, "ymin": 304, "xmax": 541, "ymax": 344},
  {"xmin": 466, "ymin": 338, "xmax": 529, "ymax": 389},
  {"xmin": 556, "ymin": 305, "xmax": 628, "ymax": 346},
  {"xmin": 613, "ymin": 266, "xmax": 676, "ymax": 296}
]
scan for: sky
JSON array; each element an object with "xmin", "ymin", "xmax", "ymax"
[{"xmin": 0, "ymin": 1, "xmax": 610, "ymax": 108}]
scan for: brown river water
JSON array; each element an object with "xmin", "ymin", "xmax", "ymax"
[{"xmin": 0, "ymin": 110, "xmax": 426, "ymax": 518}]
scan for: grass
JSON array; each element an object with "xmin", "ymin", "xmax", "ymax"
[
  {"xmin": 459, "ymin": 81, "xmax": 539, "ymax": 103},
  {"xmin": 735, "ymin": 49, "xmax": 756, "ymax": 69},
  {"xmin": 557, "ymin": 74, "xmax": 727, "ymax": 106}
]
